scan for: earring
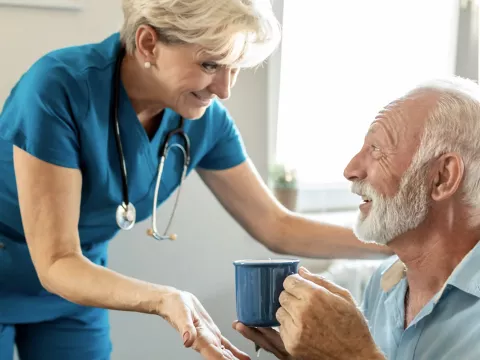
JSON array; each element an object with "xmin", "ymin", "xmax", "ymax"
[{"xmin": 144, "ymin": 61, "xmax": 151, "ymax": 69}]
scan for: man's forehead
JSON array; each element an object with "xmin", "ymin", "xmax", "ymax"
[
  {"xmin": 366, "ymin": 122, "xmax": 380, "ymax": 135},
  {"xmin": 366, "ymin": 105, "xmax": 403, "ymax": 135},
  {"xmin": 367, "ymin": 94, "xmax": 436, "ymax": 134},
  {"xmin": 377, "ymin": 99, "xmax": 408, "ymax": 120}
]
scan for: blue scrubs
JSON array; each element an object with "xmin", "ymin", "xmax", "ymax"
[{"xmin": 0, "ymin": 33, "xmax": 247, "ymax": 359}]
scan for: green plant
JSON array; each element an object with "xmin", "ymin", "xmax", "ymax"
[{"xmin": 269, "ymin": 163, "xmax": 297, "ymax": 189}]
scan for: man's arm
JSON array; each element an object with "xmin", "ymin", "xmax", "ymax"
[{"xmin": 197, "ymin": 159, "xmax": 391, "ymax": 259}]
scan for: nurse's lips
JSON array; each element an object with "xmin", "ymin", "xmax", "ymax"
[{"xmin": 191, "ymin": 92, "xmax": 213, "ymax": 106}]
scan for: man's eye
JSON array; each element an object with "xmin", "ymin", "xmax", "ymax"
[{"xmin": 371, "ymin": 145, "xmax": 380, "ymax": 151}]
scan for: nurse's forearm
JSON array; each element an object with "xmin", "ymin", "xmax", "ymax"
[
  {"xmin": 42, "ymin": 252, "xmax": 174, "ymax": 315},
  {"xmin": 270, "ymin": 212, "xmax": 392, "ymax": 259}
]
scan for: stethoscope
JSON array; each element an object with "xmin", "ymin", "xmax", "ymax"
[{"xmin": 112, "ymin": 48, "xmax": 191, "ymax": 241}]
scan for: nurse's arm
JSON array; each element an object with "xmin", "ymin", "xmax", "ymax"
[
  {"xmin": 12, "ymin": 147, "xmax": 256, "ymax": 360},
  {"xmin": 14, "ymin": 147, "xmax": 256, "ymax": 359},
  {"xmin": 13, "ymin": 146, "xmax": 177, "ymax": 313},
  {"xmin": 197, "ymin": 159, "xmax": 391, "ymax": 259}
]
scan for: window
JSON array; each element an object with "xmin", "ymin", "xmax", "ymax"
[{"xmin": 274, "ymin": 0, "xmax": 462, "ymax": 212}]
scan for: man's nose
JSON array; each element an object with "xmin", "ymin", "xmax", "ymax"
[
  {"xmin": 343, "ymin": 152, "xmax": 367, "ymax": 182},
  {"xmin": 210, "ymin": 68, "xmax": 231, "ymax": 100}
]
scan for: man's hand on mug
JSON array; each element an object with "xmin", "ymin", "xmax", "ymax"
[{"xmin": 276, "ymin": 267, "xmax": 384, "ymax": 360}]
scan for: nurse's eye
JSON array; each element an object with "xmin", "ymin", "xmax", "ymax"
[{"xmin": 201, "ymin": 62, "xmax": 219, "ymax": 73}]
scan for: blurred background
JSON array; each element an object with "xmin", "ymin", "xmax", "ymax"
[{"xmin": 0, "ymin": 0, "xmax": 478, "ymax": 359}]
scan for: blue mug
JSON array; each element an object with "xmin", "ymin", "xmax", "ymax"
[{"xmin": 233, "ymin": 259, "xmax": 300, "ymax": 327}]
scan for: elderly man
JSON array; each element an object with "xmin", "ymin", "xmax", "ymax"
[{"xmin": 234, "ymin": 76, "xmax": 480, "ymax": 359}]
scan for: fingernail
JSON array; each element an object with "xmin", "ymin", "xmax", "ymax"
[
  {"xmin": 300, "ymin": 266, "xmax": 310, "ymax": 274},
  {"xmin": 183, "ymin": 331, "xmax": 190, "ymax": 345}
]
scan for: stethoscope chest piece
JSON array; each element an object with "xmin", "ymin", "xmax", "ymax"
[{"xmin": 116, "ymin": 202, "xmax": 136, "ymax": 230}]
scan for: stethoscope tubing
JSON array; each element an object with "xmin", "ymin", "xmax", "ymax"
[{"xmin": 112, "ymin": 47, "xmax": 191, "ymax": 240}]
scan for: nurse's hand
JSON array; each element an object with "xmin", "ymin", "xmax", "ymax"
[{"xmin": 158, "ymin": 289, "xmax": 250, "ymax": 360}]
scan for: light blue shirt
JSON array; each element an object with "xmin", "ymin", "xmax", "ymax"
[{"xmin": 362, "ymin": 241, "xmax": 480, "ymax": 359}]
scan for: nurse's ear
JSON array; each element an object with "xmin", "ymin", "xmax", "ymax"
[{"xmin": 135, "ymin": 25, "xmax": 159, "ymax": 66}]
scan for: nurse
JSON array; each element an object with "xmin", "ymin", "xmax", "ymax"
[{"xmin": 0, "ymin": 0, "xmax": 389, "ymax": 359}]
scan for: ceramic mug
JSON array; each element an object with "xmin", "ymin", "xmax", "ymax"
[{"xmin": 233, "ymin": 259, "xmax": 300, "ymax": 327}]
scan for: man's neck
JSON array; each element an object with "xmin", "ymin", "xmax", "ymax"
[
  {"xmin": 389, "ymin": 210, "xmax": 480, "ymax": 326},
  {"xmin": 396, "ymin": 237, "xmax": 469, "ymax": 294}
]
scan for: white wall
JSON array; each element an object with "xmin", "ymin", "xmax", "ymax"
[{"xmin": 0, "ymin": 1, "xmax": 311, "ymax": 359}]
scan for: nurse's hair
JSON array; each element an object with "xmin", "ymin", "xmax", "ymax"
[{"xmin": 120, "ymin": 0, "xmax": 281, "ymax": 68}]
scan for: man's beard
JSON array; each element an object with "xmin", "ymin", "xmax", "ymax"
[{"xmin": 351, "ymin": 162, "xmax": 431, "ymax": 245}]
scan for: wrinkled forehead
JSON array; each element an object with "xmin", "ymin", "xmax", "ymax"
[{"xmin": 368, "ymin": 92, "xmax": 439, "ymax": 141}]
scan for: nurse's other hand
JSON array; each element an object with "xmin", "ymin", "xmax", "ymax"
[
  {"xmin": 233, "ymin": 321, "xmax": 293, "ymax": 360},
  {"xmin": 158, "ymin": 289, "xmax": 250, "ymax": 360}
]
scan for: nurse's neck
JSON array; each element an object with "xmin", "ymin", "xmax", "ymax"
[{"xmin": 121, "ymin": 52, "xmax": 166, "ymax": 131}]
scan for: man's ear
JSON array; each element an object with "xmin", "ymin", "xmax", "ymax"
[
  {"xmin": 135, "ymin": 25, "xmax": 159, "ymax": 63},
  {"xmin": 431, "ymin": 152, "xmax": 464, "ymax": 201}
]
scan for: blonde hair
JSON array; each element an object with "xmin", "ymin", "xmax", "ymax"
[{"xmin": 120, "ymin": 0, "xmax": 281, "ymax": 68}]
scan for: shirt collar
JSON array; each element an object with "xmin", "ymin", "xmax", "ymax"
[
  {"xmin": 380, "ymin": 257, "xmax": 406, "ymax": 292},
  {"xmin": 380, "ymin": 240, "xmax": 480, "ymax": 299}
]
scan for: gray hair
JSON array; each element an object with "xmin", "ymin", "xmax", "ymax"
[
  {"xmin": 406, "ymin": 77, "xmax": 480, "ymax": 210},
  {"xmin": 120, "ymin": 0, "xmax": 281, "ymax": 68}
]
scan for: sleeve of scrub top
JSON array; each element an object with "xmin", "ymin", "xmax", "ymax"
[
  {"xmin": 0, "ymin": 55, "xmax": 86, "ymax": 169},
  {"xmin": 197, "ymin": 100, "xmax": 248, "ymax": 170}
]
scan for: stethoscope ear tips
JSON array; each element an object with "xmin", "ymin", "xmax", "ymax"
[{"xmin": 146, "ymin": 228, "xmax": 177, "ymax": 241}]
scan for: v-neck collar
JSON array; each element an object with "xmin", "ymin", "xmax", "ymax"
[{"xmin": 117, "ymin": 80, "xmax": 175, "ymax": 176}]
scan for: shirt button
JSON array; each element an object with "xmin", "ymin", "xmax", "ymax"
[{"xmin": 0, "ymin": 242, "xmax": 5, "ymax": 249}]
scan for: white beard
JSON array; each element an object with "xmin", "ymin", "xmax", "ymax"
[{"xmin": 352, "ymin": 163, "xmax": 431, "ymax": 245}]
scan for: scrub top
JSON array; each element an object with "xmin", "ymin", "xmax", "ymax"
[{"xmin": 0, "ymin": 33, "xmax": 247, "ymax": 324}]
